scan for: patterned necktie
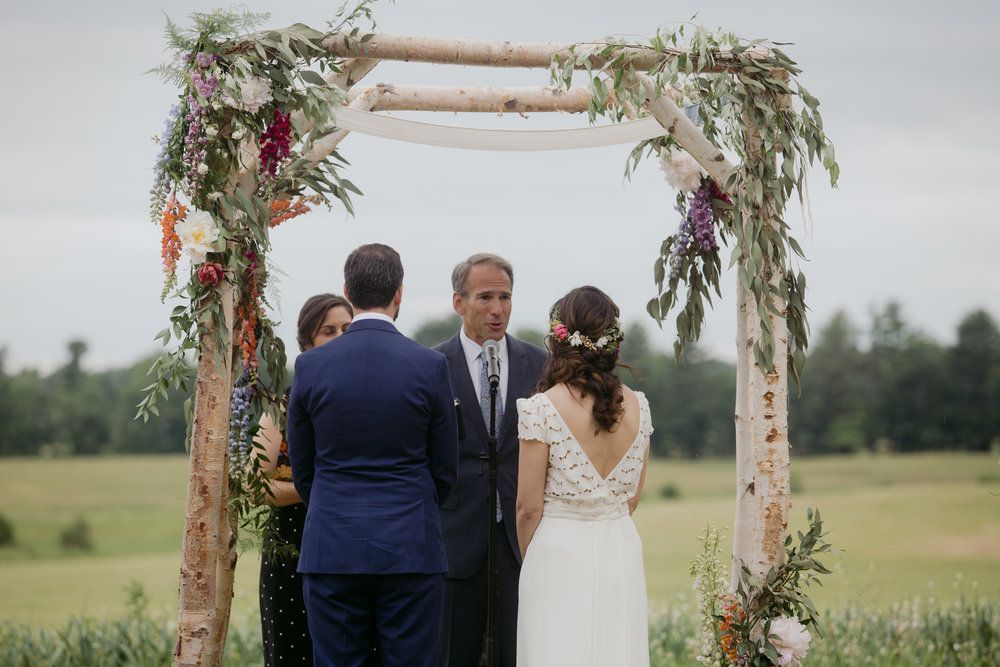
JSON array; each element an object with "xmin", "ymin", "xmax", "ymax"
[{"xmin": 479, "ymin": 353, "xmax": 504, "ymax": 522}]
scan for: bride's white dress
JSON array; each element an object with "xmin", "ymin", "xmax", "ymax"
[{"xmin": 515, "ymin": 392, "xmax": 652, "ymax": 667}]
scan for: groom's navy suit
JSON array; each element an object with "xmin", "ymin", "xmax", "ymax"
[
  {"xmin": 289, "ymin": 317, "xmax": 459, "ymax": 666},
  {"xmin": 434, "ymin": 332, "xmax": 546, "ymax": 667}
]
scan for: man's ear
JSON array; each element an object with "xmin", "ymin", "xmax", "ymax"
[
  {"xmin": 394, "ymin": 284, "xmax": 403, "ymax": 306},
  {"xmin": 452, "ymin": 292, "xmax": 465, "ymax": 316},
  {"xmin": 343, "ymin": 283, "xmax": 351, "ymax": 304}
]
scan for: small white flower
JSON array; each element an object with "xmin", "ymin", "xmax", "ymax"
[
  {"xmin": 175, "ymin": 209, "xmax": 221, "ymax": 264},
  {"xmin": 232, "ymin": 129, "xmax": 244, "ymax": 140},
  {"xmin": 197, "ymin": 162, "xmax": 209, "ymax": 175},
  {"xmin": 659, "ymin": 148, "xmax": 705, "ymax": 192},
  {"xmin": 569, "ymin": 331, "xmax": 583, "ymax": 347},
  {"xmin": 596, "ymin": 336, "xmax": 609, "ymax": 349},
  {"xmin": 204, "ymin": 125, "xmax": 218, "ymax": 138}
]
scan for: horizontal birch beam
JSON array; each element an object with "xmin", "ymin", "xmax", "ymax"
[
  {"xmin": 322, "ymin": 33, "xmax": 763, "ymax": 73},
  {"xmin": 347, "ymin": 84, "xmax": 593, "ymax": 113}
]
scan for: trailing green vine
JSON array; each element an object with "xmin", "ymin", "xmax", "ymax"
[{"xmin": 552, "ymin": 23, "xmax": 838, "ymax": 384}]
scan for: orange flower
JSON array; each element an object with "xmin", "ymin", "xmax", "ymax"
[
  {"xmin": 268, "ymin": 195, "xmax": 321, "ymax": 228},
  {"xmin": 160, "ymin": 196, "xmax": 186, "ymax": 280}
]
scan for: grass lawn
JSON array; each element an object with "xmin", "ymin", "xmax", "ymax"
[{"xmin": 0, "ymin": 452, "xmax": 997, "ymax": 627}]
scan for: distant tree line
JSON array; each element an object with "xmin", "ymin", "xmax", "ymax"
[{"xmin": 1, "ymin": 304, "xmax": 997, "ymax": 458}]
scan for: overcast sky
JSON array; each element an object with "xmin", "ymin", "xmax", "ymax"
[{"xmin": 1, "ymin": 0, "xmax": 997, "ymax": 372}]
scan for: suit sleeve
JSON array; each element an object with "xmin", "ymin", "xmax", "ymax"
[
  {"xmin": 287, "ymin": 356, "xmax": 316, "ymax": 506},
  {"xmin": 428, "ymin": 355, "xmax": 459, "ymax": 504}
]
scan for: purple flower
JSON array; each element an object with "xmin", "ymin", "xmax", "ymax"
[{"xmin": 689, "ymin": 184, "xmax": 718, "ymax": 252}]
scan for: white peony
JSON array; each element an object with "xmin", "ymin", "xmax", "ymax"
[
  {"xmin": 222, "ymin": 75, "xmax": 273, "ymax": 114},
  {"xmin": 175, "ymin": 209, "xmax": 221, "ymax": 264},
  {"xmin": 596, "ymin": 336, "xmax": 609, "ymax": 349},
  {"xmin": 767, "ymin": 617, "xmax": 811, "ymax": 666},
  {"xmin": 659, "ymin": 148, "xmax": 705, "ymax": 193}
]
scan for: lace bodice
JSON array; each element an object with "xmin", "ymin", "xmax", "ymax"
[{"xmin": 516, "ymin": 391, "xmax": 652, "ymax": 520}]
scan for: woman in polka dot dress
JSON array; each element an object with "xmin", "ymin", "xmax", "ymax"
[{"xmin": 255, "ymin": 294, "xmax": 353, "ymax": 666}]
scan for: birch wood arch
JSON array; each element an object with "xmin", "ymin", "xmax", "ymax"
[{"xmin": 152, "ymin": 17, "xmax": 837, "ymax": 665}]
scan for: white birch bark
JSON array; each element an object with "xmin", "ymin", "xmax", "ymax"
[
  {"xmin": 322, "ymin": 33, "xmax": 764, "ymax": 73},
  {"xmin": 639, "ymin": 74, "xmax": 736, "ymax": 188},
  {"xmin": 173, "ymin": 284, "xmax": 233, "ymax": 667},
  {"xmin": 347, "ymin": 83, "xmax": 593, "ymax": 113},
  {"xmin": 730, "ymin": 87, "xmax": 791, "ymax": 584}
]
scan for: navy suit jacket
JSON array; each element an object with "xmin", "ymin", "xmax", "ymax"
[
  {"xmin": 288, "ymin": 318, "xmax": 459, "ymax": 575},
  {"xmin": 434, "ymin": 332, "xmax": 547, "ymax": 578}
]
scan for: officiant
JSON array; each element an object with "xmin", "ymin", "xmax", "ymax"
[{"xmin": 433, "ymin": 253, "xmax": 547, "ymax": 667}]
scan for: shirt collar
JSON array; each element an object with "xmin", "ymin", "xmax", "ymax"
[{"xmin": 352, "ymin": 312, "xmax": 397, "ymax": 328}]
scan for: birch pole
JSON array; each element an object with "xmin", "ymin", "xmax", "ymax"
[
  {"xmin": 731, "ymin": 70, "xmax": 792, "ymax": 584},
  {"xmin": 174, "ymin": 286, "xmax": 234, "ymax": 667}
]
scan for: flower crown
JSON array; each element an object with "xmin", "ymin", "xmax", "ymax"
[{"xmin": 549, "ymin": 305, "xmax": 624, "ymax": 356}]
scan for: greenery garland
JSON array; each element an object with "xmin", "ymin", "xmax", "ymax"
[
  {"xmin": 140, "ymin": 3, "xmax": 378, "ymax": 531},
  {"xmin": 551, "ymin": 23, "xmax": 839, "ymax": 384}
]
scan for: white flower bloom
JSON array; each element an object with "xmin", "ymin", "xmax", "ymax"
[
  {"xmin": 767, "ymin": 617, "xmax": 811, "ymax": 667},
  {"xmin": 596, "ymin": 336, "xmax": 609, "ymax": 348},
  {"xmin": 197, "ymin": 162, "xmax": 209, "ymax": 175},
  {"xmin": 222, "ymin": 75, "xmax": 273, "ymax": 114},
  {"xmin": 204, "ymin": 125, "xmax": 218, "ymax": 138},
  {"xmin": 569, "ymin": 331, "xmax": 583, "ymax": 347},
  {"xmin": 231, "ymin": 129, "xmax": 244, "ymax": 140},
  {"xmin": 659, "ymin": 148, "xmax": 705, "ymax": 192},
  {"xmin": 175, "ymin": 209, "xmax": 220, "ymax": 264}
]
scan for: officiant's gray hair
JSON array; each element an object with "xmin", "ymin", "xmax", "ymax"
[{"xmin": 451, "ymin": 253, "xmax": 514, "ymax": 297}]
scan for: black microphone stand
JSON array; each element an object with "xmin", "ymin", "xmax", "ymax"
[{"xmin": 484, "ymin": 378, "xmax": 500, "ymax": 667}]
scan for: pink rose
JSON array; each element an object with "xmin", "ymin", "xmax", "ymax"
[
  {"xmin": 197, "ymin": 262, "xmax": 225, "ymax": 286},
  {"xmin": 553, "ymin": 324, "xmax": 568, "ymax": 340}
]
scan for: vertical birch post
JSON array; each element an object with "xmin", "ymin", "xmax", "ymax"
[
  {"xmin": 174, "ymin": 284, "xmax": 234, "ymax": 667},
  {"xmin": 731, "ymin": 69, "xmax": 792, "ymax": 584}
]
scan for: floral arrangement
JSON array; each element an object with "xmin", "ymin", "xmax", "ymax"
[
  {"xmin": 138, "ymin": 5, "xmax": 378, "ymax": 518},
  {"xmin": 548, "ymin": 304, "xmax": 625, "ymax": 356},
  {"xmin": 552, "ymin": 24, "xmax": 839, "ymax": 383},
  {"xmin": 690, "ymin": 510, "xmax": 834, "ymax": 666}
]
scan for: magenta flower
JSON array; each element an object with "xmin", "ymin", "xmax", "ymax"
[{"xmin": 553, "ymin": 324, "xmax": 568, "ymax": 340}]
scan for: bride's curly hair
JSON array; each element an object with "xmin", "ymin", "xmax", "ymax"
[{"xmin": 536, "ymin": 286, "xmax": 632, "ymax": 433}]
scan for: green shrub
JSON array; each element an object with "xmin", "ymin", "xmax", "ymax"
[
  {"xmin": 648, "ymin": 595, "xmax": 1000, "ymax": 666},
  {"xmin": 0, "ymin": 512, "xmax": 13, "ymax": 546},
  {"xmin": 0, "ymin": 584, "xmax": 264, "ymax": 666},
  {"xmin": 59, "ymin": 515, "xmax": 93, "ymax": 551},
  {"xmin": 658, "ymin": 483, "xmax": 680, "ymax": 500}
]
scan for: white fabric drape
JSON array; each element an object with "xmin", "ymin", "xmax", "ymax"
[{"xmin": 333, "ymin": 107, "xmax": 668, "ymax": 151}]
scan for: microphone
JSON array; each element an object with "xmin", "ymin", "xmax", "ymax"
[{"xmin": 482, "ymin": 339, "xmax": 501, "ymax": 388}]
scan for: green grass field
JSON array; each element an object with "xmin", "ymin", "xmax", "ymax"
[{"xmin": 0, "ymin": 452, "xmax": 997, "ymax": 628}]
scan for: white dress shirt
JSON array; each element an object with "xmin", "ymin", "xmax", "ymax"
[{"xmin": 459, "ymin": 328, "xmax": 509, "ymax": 405}]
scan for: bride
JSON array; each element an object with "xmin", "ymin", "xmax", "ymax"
[{"xmin": 515, "ymin": 285, "xmax": 652, "ymax": 666}]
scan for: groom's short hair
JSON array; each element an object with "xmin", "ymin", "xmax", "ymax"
[{"xmin": 344, "ymin": 243, "xmax": 403, "ymax": 310}]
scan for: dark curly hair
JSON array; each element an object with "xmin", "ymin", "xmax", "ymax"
[{"xmin": 536, "ymin": 286, "xmax": 631, "ymax": 433}]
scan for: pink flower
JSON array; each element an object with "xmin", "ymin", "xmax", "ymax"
[
  {"xmin": 553, "ymin": 324, "xmax": 568, "ymax": 340},
  {"xmin": 197, "ymin": 262, "xmax": 225, "ymax": 286}
]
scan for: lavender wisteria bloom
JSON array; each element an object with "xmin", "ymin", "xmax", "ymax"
[
  {"xmin": 150, "ymin": 105, "xmax": 181, "ymax": 219},
  {"xmin": 229, "ymin": 368, "xmax": 256, "ymax": 476},
  {"xmin": 689, "ymin": 183, "xmax": 719, "ymax": 252},
  {"xmin": 667, "ymin": 203, "xmax": 694, "ymax": 279}
]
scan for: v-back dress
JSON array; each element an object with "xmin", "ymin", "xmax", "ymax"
[{"xmin": 515, "ymin": 391, "xmax": 652, "ymax": 667}]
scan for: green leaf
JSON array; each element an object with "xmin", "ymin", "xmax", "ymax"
[{"xmin": 299, "ymin": 69, "xmax": 328, "ymax": 86}]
